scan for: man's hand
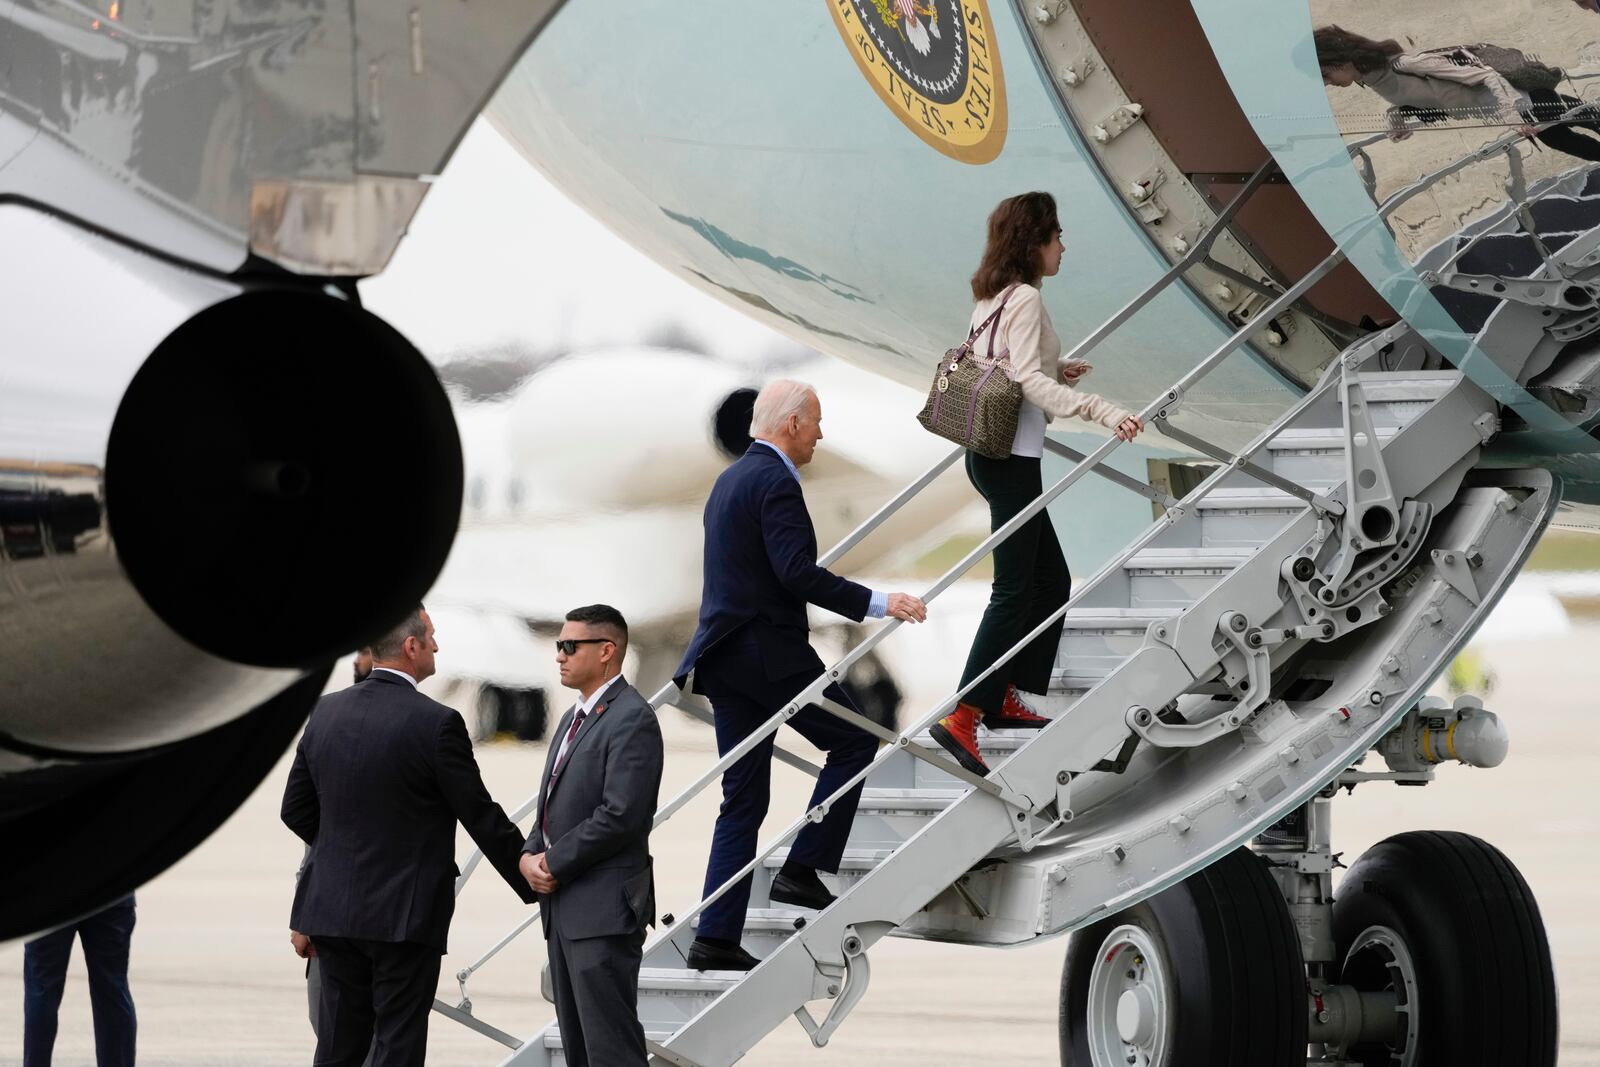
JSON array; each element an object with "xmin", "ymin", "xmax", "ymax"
[
  {"xmin": 1520, "ymin": 123, "xmax": 1539, "ymax": 139},
  {"xmin": 1388, "ymin": 128, "xmax": 1413, "ymax": 142},
  {"xmin": 290, "ymin": 930, "xmax": 316, "ymax": 959},
  {"xmin": 521, "ymin": 851, "xmax": 559, "ymax": 894},
  {"xmin": 885, "ymin": 592, "xmax": 927, "ymax": 623}
]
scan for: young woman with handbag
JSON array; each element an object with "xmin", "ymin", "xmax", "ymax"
[
  {"xmin": 1314, "ymin": 25, "xmax": 1600, "ymax": 162},
  {"xmin": 928, "ymin": 191, "xmax": 1143, "ymax": 776}
]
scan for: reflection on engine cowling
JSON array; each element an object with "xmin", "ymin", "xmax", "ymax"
[
  {"xmin": 0, "ymin": 204, "xmax": 463, "ymax": 940},
  {"xmin": 0, "ymin": 463, "xmax": 103, "ymax": 561}
]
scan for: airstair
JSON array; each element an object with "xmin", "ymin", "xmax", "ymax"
[{"xmin": 438, "ymin": 130, "xmax": 1591, "ymax": 1066}]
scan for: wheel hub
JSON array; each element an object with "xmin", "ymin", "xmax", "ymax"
[
  {"xmin": 1087, "ymin": 924, "xmax": 1172, "ymax": 1067},
  {"xmin": 1340, "ymin": 924, "xmax": 1421, "ymax": 1066},
  {"xmin": 1116, "ymin": 986, "xmax": 1157, "ymax": 1044}
]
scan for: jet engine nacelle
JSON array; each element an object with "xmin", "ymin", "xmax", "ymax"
[
  {"xmin": 0, "ymin": 206, "xmax": 461, "ymax": 939},
  {"xmin": 502, "ymin": 349, "xmax": 758, "ymax": 512}
]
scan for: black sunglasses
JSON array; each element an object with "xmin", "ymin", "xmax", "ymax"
[{"xmin": 555, "ymin": 638, "xmax": 614, "ymax": 655}]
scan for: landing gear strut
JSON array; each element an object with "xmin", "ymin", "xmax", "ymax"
[{"xmin": 1059, "ymin": 711, "xmax": 1556, "ymax": 1067}]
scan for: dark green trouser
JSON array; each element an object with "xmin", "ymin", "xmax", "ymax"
[{"xmin": 957, "ymin": 451, "xmax": 1072, "ymax": 715}]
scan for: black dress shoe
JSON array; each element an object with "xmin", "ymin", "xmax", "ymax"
[
  {"xmin": 686, "ymin": 938, "xmax": 759, "ymax": 972},
  {"xmin": 769, "ymin": 868, "xmax": 836, "ymax": 911}
]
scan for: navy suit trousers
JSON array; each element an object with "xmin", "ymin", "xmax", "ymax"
[
  {"xmin": 23, "ymin": 896, "xmax": 136, "ymax": 1067},
  {"xmin": 697, "ymin": 657, "xmax": 877, "ymax": 944}
]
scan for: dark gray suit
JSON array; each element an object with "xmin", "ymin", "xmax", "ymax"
[
  {"xmin": 282, "ymin": 671, "xmax": 535, "ymax": 1067},
  {"xmin": 526, "ymin": 675, "xmax": 664, "ymax": 1067}
]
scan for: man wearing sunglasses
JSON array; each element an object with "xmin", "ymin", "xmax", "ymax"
[
  {"xmin": 675, "ymin": 379, "xmax": 928, "ymax": 973},
  {"xmin": 522, "ymin": 604, "xmax": 664, "ymax": 1067}
]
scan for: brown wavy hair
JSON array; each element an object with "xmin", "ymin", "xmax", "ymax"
[
  {"xmin": 1313, "ymin": 25, "xmax": 1403, "ymax": 75},
  {"xmin": 971, "ymin": 192, "xmax": 1060, "ymax": 300}
]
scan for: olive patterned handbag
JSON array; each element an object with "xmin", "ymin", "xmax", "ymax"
[{"xmin": 916, "ymin": 284, "xmax": 1022, "ymax": 460}]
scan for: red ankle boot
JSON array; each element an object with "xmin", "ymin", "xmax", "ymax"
[{"xmin": 930, "ymin": 702, "xmax": 989, "ymax": 775}]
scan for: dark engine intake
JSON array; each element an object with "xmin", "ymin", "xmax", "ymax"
[{"xmin": 0, "ymin": 208, "xmax": 461, "ymax": 940}]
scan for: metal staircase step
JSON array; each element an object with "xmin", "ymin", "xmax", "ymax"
[
  {"xmin": 760, "ymin": 847, "xmax": 895, "ymax": 897},
  {"xmin": 858, "ymin": 786, "xmax": 964, "ymax": 814},
  {"xmin": 631, "ymin": 968, "xmax": 747, "ymax": 1032},
  {"xmin": 638, "ymin": 967, "xmax": 747, "ymax": 992},
  {"xmin": 849, "ymin": 787, "xmax": 964, "ymax": 847},
  {"xmin": 1058, "ymin": 610, "xmax": 1167, "ymax": 679},
  {"xmin": 1123, "ymin": 547, "xmax": 1254, "ymax": 568},
  {"xmin": 1266, "ymin": 426, "xmax": 1396, "ymax": 484},
  {"xmin": 1061, "ymin": 606, "xmax": 1172, "ymax": 630},
  {"xmin": 545, "ymin": 1029, "xmax": 678, "ymax": 1067},
  {"xmin": 764, "ymin": 847, "xmax": 896, "ymax": 871},
  {"xmin": 1342, "ymin": 372, "xmax": 1460, "ymax": 404},
  {"xmin": 1192, "ymin": 487, "xmax": 1309, "ymax": 511},
  {"xmin": 690, "ymin": 907, "xmax": 810, "ymax": 956},
  {"xmin": 1123, "ymin": 547, "xmax": 1251, "ymax": 607},
  {"xmin": 1193, "ymin": 487, "xmax": 1308, "ymax": 546},
  {"xmin": 1053, "ymin": 665, "xmax": 1114, "ymax": 689},
  {"xmin": 691, "ymin": 906, "xmax": 811, "ymax": 933},
  {"xmin": 904, "ymin": 730, "xmax": 1031, "ymax": 789},
  {"xmin": 909, "ymin": 728, "xmax": 1033, "ymax": 756},
  {"xmin": 1266, "ymin": 426, "xmax": 1398, "ymax": 451}
]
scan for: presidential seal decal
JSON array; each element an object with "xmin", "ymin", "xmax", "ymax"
[{"xmin": 827, "ymin": 0, "xmax": 1007, "ymax": 164}]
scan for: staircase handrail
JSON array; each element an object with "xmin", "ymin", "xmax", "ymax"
[
  {"xmin": 627, "ymin": 328, "xmax": 1371, "ymax": 959},
  {"xmin": 440, "ymin": 230, "xmax": 1358, "ymax": 1032},
  {"xmin": 446, "ymin": 158, "xmax": 1292, "ymax": 909},
  {"xmin": 437, "ymin": 96, "xmax": 1579, "ymax": 1051}
]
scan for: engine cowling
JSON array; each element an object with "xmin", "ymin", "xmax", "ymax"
[{"xmin": 0, "ymin": 205, "xmax": 462, "ymax": 938}]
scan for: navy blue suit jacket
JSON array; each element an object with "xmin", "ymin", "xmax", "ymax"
[{"xmin": 674, "ymin": 444, "xmax": 871, "ymax": 691}]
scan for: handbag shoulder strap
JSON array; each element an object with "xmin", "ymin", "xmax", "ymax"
[{"xmin": 967, "ymin": 284, "xmax": 1022, "ymax": 359}]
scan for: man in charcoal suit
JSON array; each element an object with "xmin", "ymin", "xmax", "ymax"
[
  {"xmin": 522, "ymin": 604, "xmax": 664, "ymax": 1067},
  {"xmin": 282, "ymin": 607, "xmax": 535, "ymax": 1067}
]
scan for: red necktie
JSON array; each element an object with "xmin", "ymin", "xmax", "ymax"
[
  {"xmin": 551, "ymin": 708, "xmax": 587, "ymax": 781},
  {"xmin": 541, "ymin": 705, "xmax": 597, "ymax": 837}
]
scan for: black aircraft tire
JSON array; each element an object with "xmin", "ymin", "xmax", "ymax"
[
  {"xmin": 1059, "ymin": 847, "xmax": 1306, "ymax": 1066},
  {"xmin": 1333, "ymin": 831, "xmax": 1557, "ymax": 1067}
]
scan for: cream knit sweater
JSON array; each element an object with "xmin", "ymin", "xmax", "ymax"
[{"xmin": 970, "ymin": 283, "xmax": 1133, "ymax": 457}]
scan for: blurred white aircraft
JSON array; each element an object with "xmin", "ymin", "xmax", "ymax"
[{"xmin": 420, "ymin": 344, "xmax": 979, "ymax": 738}]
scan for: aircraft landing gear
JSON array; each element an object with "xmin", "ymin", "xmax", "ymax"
[
  {"xmin": 1330, "ymin": 831, "xmax": 1557, "ymax": 1067},
  {"xmin": 1059, "ymin": 847, "xmax": 1307, "ymax": 1066},
  {"xmin": 1058, "ymin": 781, "xmax": 1556, "ymax": 1066},
  {"xmin": 475, "ymin": 683, "xmax": 548, "ymax": 742}
]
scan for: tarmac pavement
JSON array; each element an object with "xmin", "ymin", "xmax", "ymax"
[{"xmin": 3, "ymin": 624, "xmax": 1597, "ymax": 1065}]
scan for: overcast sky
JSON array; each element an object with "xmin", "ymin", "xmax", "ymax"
[{"xmin": 359, "ymin": 120, "xmax": 783, "ymax": 364}]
